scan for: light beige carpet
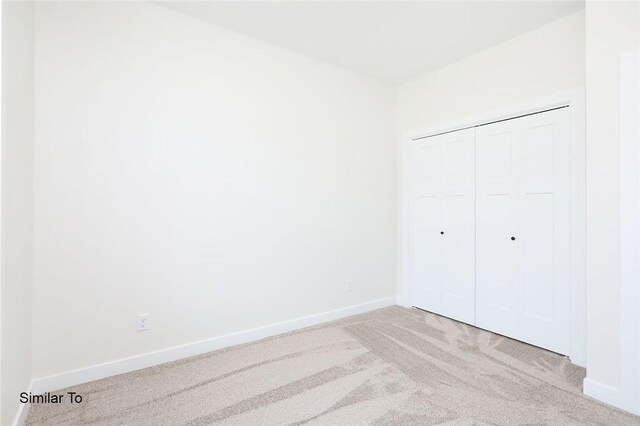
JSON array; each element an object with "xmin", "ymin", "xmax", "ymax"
[{"xmin": 26, "ymin": 306, "xmax": 639, "ymax": 425}]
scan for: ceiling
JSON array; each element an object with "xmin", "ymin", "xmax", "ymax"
[{"xmin": 159, "ymin": 1, "xmax": 584, "ymax": 84}]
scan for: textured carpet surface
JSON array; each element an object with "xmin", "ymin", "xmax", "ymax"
[{"xmin": 26, "ymin": 306, "xmax": 640, "ymax": 425}]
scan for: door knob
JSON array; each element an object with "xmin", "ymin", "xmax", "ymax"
[{"xmin": 511, "ymin": 236, "xmax": 516, "ymax": 241}]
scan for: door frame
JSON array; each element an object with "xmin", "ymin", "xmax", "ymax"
[
  {"xmin": 398, "ymin": 89, "xmax": 586, "ymax": 367},
  {"xmin": 615, "ymin": 48, "xmax": 640, "ymax": 414}
]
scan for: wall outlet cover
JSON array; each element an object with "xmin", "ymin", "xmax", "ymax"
[{"xmin": 137, "ymin": 313, "xmax": 149, "ymax": 332}]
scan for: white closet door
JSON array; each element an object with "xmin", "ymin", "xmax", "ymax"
[
  {"xmin": 475, "ymin": 120, "xmax": 519, "ymax": 337},
  {"xmin": 476, "ymin": 108, "xmax": 571, "ymax": 354},
  {"xmin": 515, "ymin": 108, "xmax": 571, "ymax": 354},
  {"xmin": 411, "ymin": 128, "xmax": 475, "ymax": 324}
]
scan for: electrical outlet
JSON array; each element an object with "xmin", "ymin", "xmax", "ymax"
[
  {"xmin": 346, "ymin": 279, "xmax": 353, "ymax": 292},
  {"xmin": 137, "ymin": 313, "xmax": 149, "ymax": 331}
]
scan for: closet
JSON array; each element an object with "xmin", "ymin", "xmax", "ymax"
[{"xmin": 410, "ymin": 107, "xmax": 571, "ymax": 355}]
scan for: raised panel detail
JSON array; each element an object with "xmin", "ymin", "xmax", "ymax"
[
  {"xmin": 441, "ymin": 195, "xmax": 466, "ymax": 299},
  {"xmin": 477, "ymin": 194, "xmax": 512, "ymax": 311},
  {"xmin": 413, "ymin": 145, "xmax": 440, "ymax": 197},
  {"xmin": 413, "ymin": 196, "xmax": 440, "ymax": 294},
  {"xmin": 522, "ymin": 124, "xmax": 554, "ymax": 192},
  {"xmin": 441, "ymin": 139, "xmax": 467, "ymax": 194},
  {"xmin": 476, "ymin": 131, "xmax": 511, "ymax": 192},
  {"xmin": 522, "ymin": 193, "xmax": 555, "ymax": 321}
]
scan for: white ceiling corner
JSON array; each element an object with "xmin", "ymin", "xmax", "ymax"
[{"xmin": 158, "ymin": 1, "xmax": 585, "ymax": 84}]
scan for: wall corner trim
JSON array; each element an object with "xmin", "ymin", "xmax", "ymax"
[
  {"xmin": 29, "ymin": 297, "xmax": 396, "ymax": 397},
  {"xmin": 11, "ymin": 380, "xmax": 33, "ymax": 426}
]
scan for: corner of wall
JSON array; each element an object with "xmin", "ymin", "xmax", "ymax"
[{"xmin": 1, "ymin": 0, "xmax": 36, "ymax": 424}]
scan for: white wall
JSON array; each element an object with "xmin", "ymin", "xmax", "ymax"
[
  {"xmin": 583, "ymin": 0, "xmax": 640, "ymax": 411},
  {"xmin": 1, "ymin": 1, "xmax": 35, "ymax": 424},
  {"xmin": 32, "ymin": 2, "xmax": 396, "ymax": 379},
  {"xmin": 9, "ymin": 0, "xmax": 640, "ymax": 419},
  {"xmin": 397, "ymin": 10, "xmax": 585, "ymax": 132}
]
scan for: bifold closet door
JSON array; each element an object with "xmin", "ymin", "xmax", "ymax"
[
  {"xmin": 475, "ymin": 108, "xmax": 571, "ymax": 355},
  {"xmin": 411, "ymin": 128, "xmax": 475, "ymax": 325},
  {"xmin": 475, "ymin": 119, "xmax": 518, "ymax": 338}
]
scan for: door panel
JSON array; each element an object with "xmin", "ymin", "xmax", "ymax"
[
  {"xmin": 475, "ymin": 121, "xmax": 518, "ymax": 336},
  {"xmin": 441, "ymin": 194, "xmax": 473, "ymax": 320},
  {"xmin": 414, "ymin": 144, "xmax": 440, "ymax": 196},
  {"xmin": 522, "ymin": 193, "xmax": 555, "ymax": 322},
  {"xmin": 478, "ymin": 195, "xmax": 512, "ymax": 310},
  {"xmin": 412, "ymin": 196, "xmax": 440, "ymax": 304},
  {"xmin": 516, "ymin": 108, "xmax": 571, "ymax": 354},
  {"xmin": 441, "ymin": 138, "xmax": 469, "ymax": 193},
  {"xmin": 411, "ymin": 141, "xmax": 442, "ymax": 313},
  {"xmin": 475, "ymin": 108, "xmax": 571, "ymax": 355},
  {"xmin": 411, "ymin": 128, "xmax": 475, "ymax": 324}
]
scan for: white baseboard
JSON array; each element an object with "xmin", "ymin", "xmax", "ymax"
[
  {"xmin": 12, "ymin": 380, "xmax": 33, "ymax": 426},
  {"xmin": 583, "ymin": 377, "xmax": 622, "ymax": 409},
  {"xmin": 395, "ymin": 294, "xmax": 411, "ymax": 308},
  {"xmin": 584, "ymin": 377, "xmax": 640, "ymax": 416},
  {"xmin": 30, "ymin": 297, "xmax": 396, "ymax": 397}
]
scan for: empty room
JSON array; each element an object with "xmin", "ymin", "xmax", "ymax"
[{"xmin": 1, "ymin": 0, "xmax": 639, "ymax": 424}]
